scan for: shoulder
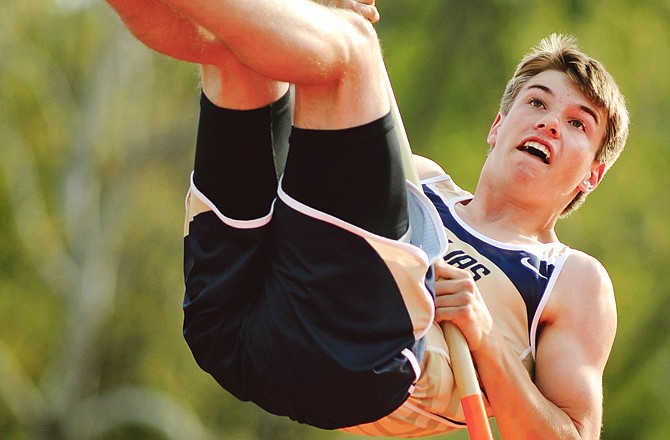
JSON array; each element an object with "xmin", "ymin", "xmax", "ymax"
[
  {"xmin": 415, "ymin": 155, "xmax": 473, "ymax": 202},
  {"xmin": 413, "ymin": 155, "xmax": 446, "ymax": 180},
  {"xmin": 543, "ymin": 250, "xmax": 617, "ymax": 355},
  {"xmin": 560, "ymin": 250, "xmax": 614, "ymax": 301},
  {"xmin": 550, "ymin": 250, "xmax": 615, "ymax": 313}
]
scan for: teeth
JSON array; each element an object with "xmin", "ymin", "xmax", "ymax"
[{"xmin": 522, "ymin": 141, "xmax": 551, "ymax": 162}]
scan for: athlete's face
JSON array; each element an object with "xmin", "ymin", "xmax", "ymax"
[{"xmin": 485, "ymin": 70, "xmax": 607, "ymax": 208}]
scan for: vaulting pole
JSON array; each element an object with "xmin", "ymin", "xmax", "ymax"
[{"xmin": 381, "ymin": 59, "xmax": 494, "ymax": 440}]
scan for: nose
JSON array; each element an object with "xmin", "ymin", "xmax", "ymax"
[{"xmin": 536, "ymin": 115, "xmax": 560, "ymax": 138}]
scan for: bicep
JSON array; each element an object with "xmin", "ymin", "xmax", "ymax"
[
  {"xmin": 534, "ymin": 325, "xmax": 606, "ymax": 438},
  {"xmin": 534, "ymin": 256, "xmax": 617, "ymax": 438}
]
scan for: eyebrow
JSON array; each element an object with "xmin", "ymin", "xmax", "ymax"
[{"xmin": 527, "ymin": 83, "xmax": 600, "ymax": 125}]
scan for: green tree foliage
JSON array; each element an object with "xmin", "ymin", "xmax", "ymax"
[{"xmin": 1, "ymin": 1, "xmax": 668, "ymax": 439}]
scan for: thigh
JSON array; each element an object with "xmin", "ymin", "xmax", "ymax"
[
  {"xmin": 182, "ymin": 183, "xmax": 274, "ymax": 401},
  {"xmin": 282, "ymin": 112, "xmax": 408, "ymax": 239},
  {"xmin": 240, "ymin": 198, "xmax": 433, "ymax": 428}
]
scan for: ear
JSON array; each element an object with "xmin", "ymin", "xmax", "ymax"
[
  {"xmin": 487, "ymin": 113, "xmax": 503, "ymax": 148},
  {"xmin": 578, "ymin": 161, "xmax": 606, "ymax": 193}
]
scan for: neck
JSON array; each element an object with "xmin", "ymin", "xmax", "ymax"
[{"xmin": 459, "ymin": 186, "xmax": 562, "ymax": 245}]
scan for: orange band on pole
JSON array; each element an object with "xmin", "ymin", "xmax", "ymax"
[
  {"xmin": 461, "ymin": 394, "xmax": 494, "ymax": 440},
  {"xmin": 441, "ymin": 323, "xmax": 493, "ymax": 440}
]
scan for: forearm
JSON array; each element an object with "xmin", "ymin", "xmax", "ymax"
[
  {"xmin": 106, "ymin": 0, "xmax": 228, "ymax": 64},
  {"xmin": 474, "ymin": 333, "xmax": 583, "ymax": 440}
]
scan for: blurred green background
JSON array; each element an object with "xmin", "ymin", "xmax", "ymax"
[{"xmin": 1, "ymin": 0, "xmax": 668, "ymax": 439}]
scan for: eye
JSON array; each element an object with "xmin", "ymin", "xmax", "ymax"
[
  {"xmin": 529, "ymin": 98, "xmax": 545, "ymax": 108},
  {"xmin": 570, "ymin": 119, "xmax": 585, "ymax": 130}
]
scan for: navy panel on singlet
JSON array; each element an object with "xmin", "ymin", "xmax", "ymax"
[{"xmin": 423, "ymin": 185, "xmax": 555, "ymax": 332}]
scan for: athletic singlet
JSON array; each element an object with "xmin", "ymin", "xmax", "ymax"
[{"xmin": 342, "ymin": 174, "xmax": 573, "ymax": 437}]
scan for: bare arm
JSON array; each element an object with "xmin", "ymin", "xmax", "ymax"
[
  {"xmin": 434, "ymin": 253, "xmax": 616, "ymax": 439},
  {"xmin": 509, "ymin": 253, "xmax": 616, "ymax": 439}
]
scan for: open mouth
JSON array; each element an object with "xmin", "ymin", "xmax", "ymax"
[{"xmin": 518, "ymin": 140, "xmax": 551, "ymax": 164}]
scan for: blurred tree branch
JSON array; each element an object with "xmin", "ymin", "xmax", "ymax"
[{"xmin": 0, "ymin": 2, "xmax": 211, "ymax": 438}]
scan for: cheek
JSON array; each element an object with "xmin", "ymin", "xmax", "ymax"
[
  {"xmin": 557, "ymin": 155, "xmax": 594, "ymax": 189},
  {"xmin": 563, "ymin": 131, "xmax": 598, "ymax": 161}
]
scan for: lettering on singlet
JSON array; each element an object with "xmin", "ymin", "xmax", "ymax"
[{"xmin": 444, "ymin": 240, "xmax": 492, "ymax": 281}]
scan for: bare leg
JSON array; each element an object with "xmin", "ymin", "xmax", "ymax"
[
  {"xmin": 162, "ymin": 0, "xmax": 407, "ymax": 236},
  {"xmin": 112, "ymin": 0, "xmax": 421, "ymax": 429},
  {"xmin": 162, "ymin": 0, "xmax": 390, "ymax": 127}
]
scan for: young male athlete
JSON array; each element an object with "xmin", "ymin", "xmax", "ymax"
[{"xmin": 107, "ymin": 1, "xmax": 628, "ymax": 438}]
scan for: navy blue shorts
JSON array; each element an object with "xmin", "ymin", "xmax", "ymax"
[
  {"xmin": 183, "ymin": 180, "xmax": 443, "ymax": 428},
  {"xmin": 182, "ymin": 95, "xmax": 444, "ymax": 429}
]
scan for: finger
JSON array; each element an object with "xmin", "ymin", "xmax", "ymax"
[
  {"xmin": 434, "ymin": 302, "xmax": 474, "ymax": 327},
  {"xmin": 434, "ymin": 294, "xmax": 457, "ymax": 310},
  {"xmin": 434, "ymin": 259, "xmax": 470, "ymax": 280},
  {"xmin": 434, "ymin": 272, "xmax": 477, "ymax": 297},
  {"xmin": 435, "ymin": 277, "xmax": 465, "ymax": 296}
]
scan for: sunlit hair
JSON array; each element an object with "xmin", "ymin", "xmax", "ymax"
[{"xmin": 499, "ymin": 34, "xmax": 629, "ymax": 216}]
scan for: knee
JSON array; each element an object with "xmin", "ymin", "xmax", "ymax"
[{"xmin": 340, "ymin": 12, "xmax": 382, "ymax": 75}]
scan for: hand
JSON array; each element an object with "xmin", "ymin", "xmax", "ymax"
[
  {"xmin": 433, "ymin": 260, "xmax": 494, "ymax": 353},
  {"xmin": 316, "ymin": 0, "xmax": 380, "ymax": 23}
]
